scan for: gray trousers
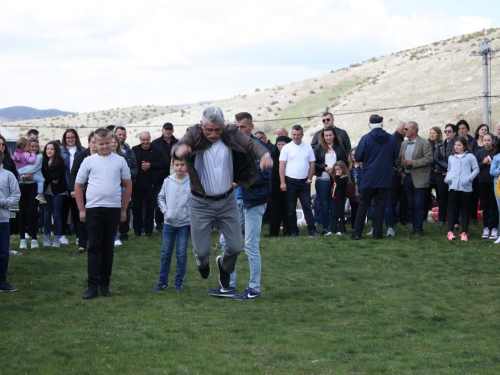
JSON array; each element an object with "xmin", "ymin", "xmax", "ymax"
[{"xmin": 189, "ymin": 191, "xmax": 241, "ymax": 273}]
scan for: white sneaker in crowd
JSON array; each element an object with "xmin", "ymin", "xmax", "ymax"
[
  {"xmin": 366, "ymin": 229, "xmax": 373, "ymax": 236},
  {"xmin": 387, "ymin": 227, "xmax": 395, "ymax": 237},
  {"xmin": 114, "ymin": 239, "xmax": 123, "ymax": 246},
  {"xmin": 31, "ymin": 240, "xmax": 39, "ymax": 249},
  {"xmin": 59, "ymin": 236, "xmax": 69, "ymax": 245},
  {"xmin": 489, "ymin": 228, "xmax": 498, "ymax": 240},
  {"xmin": 482, "ymin": 227, "xmax": 490, "ymax": 239},
  {"xmin": 495, "ymin": 236, "xmax": 500, "ymax": 244},
  {"xmin": 20, "ymin": 239, "xmax": 27, "ymax": 249}
]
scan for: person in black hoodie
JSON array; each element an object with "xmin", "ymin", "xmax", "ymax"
[{"xmin": 132, "ymin": 131, "xmax": 167, "ymax": 237}]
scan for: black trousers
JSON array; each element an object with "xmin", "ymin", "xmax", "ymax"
[
  {"xmin": 448, "ymin": 190, "xmax": 471, "ymax": 233},
  {"xmin": 479, "ymin": 181, "xmax": 499, "ymax": 230},
  {"xmin": 353, "ymin": 188, "xmax": 389, "ymax": 239},
  {"xmin": 132, "ymin": 182, "xmax": 155, "ymax": 235},
  {"xmin": 331, "ymin": 198, "xmax": 346, "ymax": 233},
  {"xmin": 86, "ymin": 207, "xmax": 120, "ymax": 287},
  {"xmin": 435, "ymin": 173, "xmax": 449, "ymax": 223},
  {"xmin": 391, "ymin": 174, "xmax": 409, "ymax": 224},
  {"xmin": 269, "ymin": 192, "xmax": 290, "ymax": 236},
  {"xmin": 61, "ymin": 195, "xmax": 79, "ymax": 235},
  {"xmin": 19, "ymin": 183, "xmax": 38, "ymax": 240}
]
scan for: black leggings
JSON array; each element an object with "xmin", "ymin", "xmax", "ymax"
[
  {"xmin": 448, "ymin": 190, "xmax": 471, "ymax": 233},
  {"xmin": 19, "ymin": 183, "xmax": 38, "ymax": 240}
]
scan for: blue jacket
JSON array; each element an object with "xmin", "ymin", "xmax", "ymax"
[
  {"xmin": 241, "ymin": 136, "xmax": 271, "ymax": 209},
  {"xmin": 355, "ymin": 128, "xmax": 398, "ymax": 190}
]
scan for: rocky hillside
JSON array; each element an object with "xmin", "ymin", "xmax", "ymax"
[{"xmin": 2, "ymin": 28, "xmax": 499, "ymax": 147}]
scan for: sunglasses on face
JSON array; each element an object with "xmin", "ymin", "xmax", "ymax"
[
  {"xmin": 322, "ymin": 118, "xmax": 331, "ymax": 123},
  {"xmin": 444, "ymin": 130, "xmax": 453, "ymax": 133}
]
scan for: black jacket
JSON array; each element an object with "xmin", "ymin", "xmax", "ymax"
[
  {"xmin": 151, "ymin": 135, "xmax": 178, "ymax": 182},
  {"xmin": 434, "ymin": 137, "xmax": 456, "ymax": 173},
  {"xmin": 132, "ymin": 144, "xmax": 168, "ymax": 186},
  {"xmin": 42, "ymin": 159, "xmax": 68, "ymax": 196},
  {"xmin": 313, "ymin": 144, "xmax": 348, "ymax": 177}
]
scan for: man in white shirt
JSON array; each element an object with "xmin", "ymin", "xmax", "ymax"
[{"xmin": 279, "ymin": 125, "xmax": 321, "ymax": 237}]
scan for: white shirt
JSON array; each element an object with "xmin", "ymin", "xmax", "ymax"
[
  {"xmin": 279, "ymin": 141, "xmax": 315, "ymax": 179},
  {"xmin": 194, "ymin": 138, "xmax": 233, "ymax": 195}
]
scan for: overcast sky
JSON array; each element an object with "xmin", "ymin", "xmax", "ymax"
[{"xmin": 0, "ymin": 0, "xmax": 497, "ymax": 113}]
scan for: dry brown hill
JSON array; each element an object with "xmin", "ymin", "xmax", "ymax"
[{"xmin": 2, "ymin": 27, "xmax": 499, "ymax": 147}]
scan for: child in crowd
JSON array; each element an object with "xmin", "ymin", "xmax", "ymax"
[
  {"xmin": 154, "ymin": 155, "xmax": 190, "ymax": 292},
  {"xmin": 445, "ymin": 137, "xmax": 479, "ymax": 241},
  {"xmin": 0, "ymin": 150, "xmax": 21, "ymax": 292},
  {"xmin": 329, "ymin": 160, "xmax": 349, "ymax": 235},
  {"xmin": 75, "ymin": 128, "xmax": 132, "ymax": 300},
  {"xmin": 13, "ymin": 137, "xmax": 46, "ymax": 203},
  {"xmin": 348, "ymin": 147, "xmax": 361, "ymax": 228},
  {"xmin": 476, "ymin": 133, "xmax": 498, "ymax": 239}
]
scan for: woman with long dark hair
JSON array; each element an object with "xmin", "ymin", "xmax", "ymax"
[
  {"xmin": 60, "ymin": 128, "xmax": 85, "ymax": 245},
  {"xmin": 313, "ymin": 126, "xmax": 347, "ymax": 234},
  {"xmin": 427, "ymin": 126, "xmax": 442, "ymax": 220},
  {"xmin": 434, "ymin": 124, "xmax": 457, "ymax": 227},
  {"xmin": 475, "ymin": 123, "xmax": 489, "ymax": 149},
  {"xmin": 42, "ymin": 141, "xmax": 68, "ymax": 247},
  {"xmin": 0, "ymin": 135, "xmax": 18, "ymax": 179}
]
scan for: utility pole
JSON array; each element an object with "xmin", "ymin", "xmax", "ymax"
[{"xmin": 471, "ymin": 38, "xmax": 498, "ymax": 125}]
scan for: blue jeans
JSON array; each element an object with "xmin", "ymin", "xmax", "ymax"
[
  {"xmin": 315, "ymin": 179, "xmax": 333, "ymax": 231},
  {"xmin": 158, "ymin": 224, "xmax": 190, "ymax": 286},
  {"xmin": 43, "ymin": 194, "xmax": 64, "ymax": 236},
  {"xmin": 286, "ymin": 177, "xmax": 315, "ymax": 234},
  {"xmin": 0, "ymin": 222, "xmax": 10, "ymax": 284},
  {"xmin": 403, "ymin": 175, "xmax": 427, "ymax": 231}
]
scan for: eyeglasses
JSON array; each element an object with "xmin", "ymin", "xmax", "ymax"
[
  {"xmin": 322, "ymin": 118, "xmax": 331, "ymax": 123},
  {"xmin": 444, "ymin": 129, "xmax": 453, "ymax": 133}
]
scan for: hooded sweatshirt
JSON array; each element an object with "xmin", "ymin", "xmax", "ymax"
[
  {"xmin": 354, "ymin": 128, "xmax": 399, "ymax": 190},
  {"xmin": 445, "ymin": 152, "xmax": 479, "ymax": 192},
  {"xmin": 157, "ymin": 172, "xmax": 191, "ymax": 227}
]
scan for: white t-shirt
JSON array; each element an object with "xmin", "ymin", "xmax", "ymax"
[
  {"xmin": 193, "ymin": 138, "xmax": 233, "ymax": 195},
  {"xmin": 279, "ymin": 141, "xmax": 315, "ymax": 179},
  {"xmin": 75, "ymin": 153, "xmax": 131, "ymax": 209}
]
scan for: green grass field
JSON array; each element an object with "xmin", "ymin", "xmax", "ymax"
[{"xmin": 2, "ymin": 221, "xmax": 500, "ymax": 374}]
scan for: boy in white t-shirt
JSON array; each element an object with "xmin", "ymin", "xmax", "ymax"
[{"xmin": 75, "ymin": 129, "xmax": 132, "ymax": 300}]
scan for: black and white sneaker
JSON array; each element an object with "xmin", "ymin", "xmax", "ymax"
[
  {"xmin": 207, "ymin": 285, "xmax": 236, "ymax": 297},
  {"xmin": 0, "ymin": 282, "xmax": 17, "ymax": 292},
  {"xmin": 198, "ymin": 264, "xmax": 211, "ymax": 279},
  {"xmin": 216, "ymin": 255, "xmax": 230, "ymax": 289},
  {"xmin": 233, "ymin": 287, "xmax": 261, "ymax": 301}
]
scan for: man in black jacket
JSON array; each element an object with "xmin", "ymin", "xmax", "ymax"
[
  {"xmin": 151, "ymin": 123, "xmax": 178, "ymax": 231},
  {"xmin": 391, "ymin": 120, "xmax": 409, "ymax": 225},
  {"xmin": 132, "ymin": 131, "xmax": 167, "ymax": 237}
]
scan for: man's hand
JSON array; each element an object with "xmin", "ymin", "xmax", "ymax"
[
  {"xmin": 175, "ymin": 144, "xmax": 192, "ymax": 157},
  {"xmin": 280, "ymin": 182, "xmax": 287, "ymax": 191},
  {"xmin": 120, "ymin": 209, "xmax": 127, "ymax": 223},
  {"xmin": 260, "ymin": 155, "xmax": 273, "ymax": 170},
  {"xmin": 70, "ymin": 191, "xmax": 75, "ymax": 198},
  {"xmin": 79, "ymin": 209, "xmax": 86, "ymax": 223},
  {"xmin": 403, "ymin": 159, "xmax": 413, "ymax": 167},
  {"xmin": 141, "ymin": 162, "xmax": 151, "ymax": 171}
]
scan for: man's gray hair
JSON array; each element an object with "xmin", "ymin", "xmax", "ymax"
[
  {"xmin": 397, "ymin": 120, "xmax": 407, "ymax": 130},
  {"xmin": 292, "ymin": 124, "xmax": 304, "ymax": 133},
  {"xmin": 408, "ymin": 121, "xmax": 419, "ymax": 132},
  {"xmin": 202, "ymin": 106, "xmax": 225, "ymax": 126}
]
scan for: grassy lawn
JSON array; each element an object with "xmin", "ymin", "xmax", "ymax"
[{"xmin": 2, "ymin": 221, "xmax": 500, "ymax": 374}]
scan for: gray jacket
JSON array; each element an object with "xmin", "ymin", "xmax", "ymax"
[
  {"xmin": 445, "ymin": 152, "xmax": 479, "ymax": 192},
  {"xmin": 0, "ymin": 167, "xmax": 21, "ymax": 223},
  {"xmin": 157, "ymin": 173, "xmax": 191, "ymax": 227}
]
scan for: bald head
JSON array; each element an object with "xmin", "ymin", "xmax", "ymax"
[
  {"xmin": 276, "ymin": 127, "xmax": 289, "ymax": 137},
  {"xmin": 139, "ymin": 131, "xmax": 151, "ymax": 150}
]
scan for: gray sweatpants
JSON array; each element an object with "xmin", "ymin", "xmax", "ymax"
[{"xmin": 189, "ymin": 191, "xmax": 242, "ymax": 273}]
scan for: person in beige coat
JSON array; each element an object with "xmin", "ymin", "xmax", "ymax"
[{"xmin": 397, "ymin": 121, "xmax": 433, "ymax": 236}]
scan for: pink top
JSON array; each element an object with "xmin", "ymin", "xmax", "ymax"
[{"xmin": 13, "ymin": 150, "xmax": 36, "ymax": 170}]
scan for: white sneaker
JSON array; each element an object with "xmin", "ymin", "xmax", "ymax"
[
  {"xmin": 20, "ymin": 239, "xmax": 27, "ymax": 249},
  {"xmin": 387, "ymin": 227, "xmax": 395, "ymax": 237},
  {"xmin": 31, "ymin": 240, "xmax": 39, "ymax": 249},
  {"xmin": 76, "ymin": 238, "xmax": 79, "ymax": 246},
  {"xmin": 495, "ymin": 236, "xmax": 500, "ymax": 244},
  {"xmin": 366, "ymin": 229, "xmax": 373, "ymax": 236},
  {"xmin": 325, "ymin": 232, "xmax": 333, "ymax": 236},
  {"xmin": 114, "ymin": 239, "xmax": 123, "ymax": 246},
  {"xmin": 335, "ymin": 232, "xmax": 342, "ymax": 235},
  {"xmin": 59, "ymin": 236, "xmax": 69, "ymax": 245},
  {"xmin": 482, "ymin": 228, "xmax": 490, "ymax": 239},
  {"xmin": 489, "ymin": 228, "xmax": 499, "ymax": 240}
]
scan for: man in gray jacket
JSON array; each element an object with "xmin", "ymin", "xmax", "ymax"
[
  {"xmin": 173, "ymin": 106, "xmax": 272, "ymax": 290},
  {"xmin": 397, "ymin": 121, "xmax": 433, "ymax": 236}
]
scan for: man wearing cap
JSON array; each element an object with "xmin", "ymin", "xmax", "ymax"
[
  {"xmin": 152, "ymin": 123, "xmax": 178, "ymax": 231},
  {"xmin": 351, "ymin": 115, "xmax": 399, "ymax": 240},
  {"xmin": 397, "ymin": 121, "xmax": 432, "ymax": 236}
]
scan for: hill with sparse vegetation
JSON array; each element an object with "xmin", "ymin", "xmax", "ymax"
[{"xmin": 1, "ymin": 28, "xmax": 499, "ymax": 147}]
